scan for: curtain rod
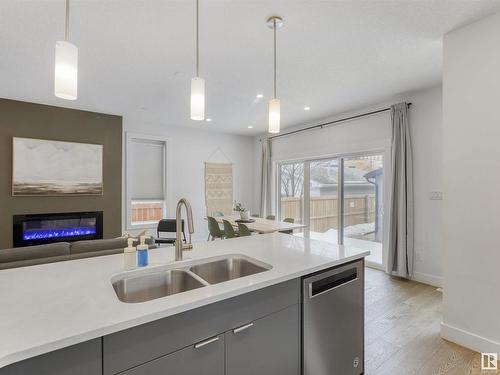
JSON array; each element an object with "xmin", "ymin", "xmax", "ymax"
[{"xmin": 262, "ymin": 102, "xmax": 412, "ymax": 141}]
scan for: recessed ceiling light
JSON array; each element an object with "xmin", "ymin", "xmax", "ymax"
[
  {"xmin": 304, "ymin": 106, "xmax": 311, "ymax": 111},
  {"xmin": 256, "ymin": 93, "xmax": 264, "ymax": 99},
  {"xmin": 206, "ymin": 118, "xmax": 212, "ymax": 122},
  {"xmin": 248, "ymin": 125, "xmax": 253, "ymax": 129}
]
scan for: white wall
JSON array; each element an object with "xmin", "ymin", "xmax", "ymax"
[
  {"xmin": 123, "ymin": 119, "xmax": 255, "ymax": 241},
  {"xmin": 441, "ymin": 12, "xmax": 500, "ymax": 353},
  {"xmin": 411, "ymin": 87, "xmax": 443, "ymax": 287},
  {"xmin": 255, "ymin": 85, "xmax": 443, "ymax": 286}
]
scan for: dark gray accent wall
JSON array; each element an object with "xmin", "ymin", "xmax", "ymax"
[{"xmin": 0, "ymin": 99, "xmax": 122, "ymax": 249}]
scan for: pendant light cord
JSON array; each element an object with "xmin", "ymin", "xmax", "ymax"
[
  {"xmin": 273, "ymin": 18, "xmax": 277, "ymax": 99},
  {"xmin": 64, "ymin": 0, "xmax": 70, "ymax": 41},
  {"xmin": 196, "ymin": 0, "xmax": 200, "ymax": 77}
]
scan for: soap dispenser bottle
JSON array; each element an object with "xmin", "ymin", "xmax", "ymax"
[
  {"xmin": 124, "ymin": 238, "xmax": 136, "ymax": 271},
  {"xmin": 136, "ymin": 235, "xmax": 149, "ymax": 267}
]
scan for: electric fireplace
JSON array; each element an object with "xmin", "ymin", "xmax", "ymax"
[{"xmin": 13, "ymin": 211, "xmax": 103, "ymax": 247}]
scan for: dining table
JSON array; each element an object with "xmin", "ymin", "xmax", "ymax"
[{"xmin": 209, "ymin": 215, "xmax": 306, "ymax": 234}]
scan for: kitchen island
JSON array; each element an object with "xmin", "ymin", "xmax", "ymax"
[{"xmin": 0, "ymin": 233, "xmax": 368, "ymax": 374}]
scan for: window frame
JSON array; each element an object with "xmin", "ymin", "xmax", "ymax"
[{"xmin": 125, "ymin": 132, "xmax": 171, "ymax": 230}]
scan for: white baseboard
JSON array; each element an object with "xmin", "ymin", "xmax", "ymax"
[
  {"xmin": 441, "ymin": 322, "xmax": 500, "ymax": 353},
  {"xmin": 364, "ymin": 266, "xmax": 443, "ymax": 288},
  {"xmin": 365, "ymin": 261, "xmax": 385, "ymax": 271},
  {"xmin": 412, "ymin": 271, "xmax": 443, "ymax": 287}
]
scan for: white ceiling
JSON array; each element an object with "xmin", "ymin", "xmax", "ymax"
[{"xmin": 1, "ymin": 0, "xmax": 500, "ymax": 135}]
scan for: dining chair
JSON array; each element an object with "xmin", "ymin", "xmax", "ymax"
[
  {"xmin": 266, "ymin": 215, "xmax": 276, "ymax": 220},
  {"xmin": 280, "ymin": 217, "xmax": 295, "ymax": 234},
  {"xmin": 223, "ymin": 219, "xmax": 239, "ymax": 239},
  {"xmin": 155, "ymin": 219, "xmax": 185, "ymax": 246},
  {"xmin": 237, "ymin": 223, "xmax": 252, "ymax": 237},
  {"xmin": 212, "ymin": 211, "xmax": 225, "ymax": 231},
  {"xmin": 207, "ymin": 216, "xmax": 225, "ymax": 241}
]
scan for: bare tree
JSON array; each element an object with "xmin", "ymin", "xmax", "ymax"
[{"xmin": 280, "ymin": 163, "xmax": 304, "ymax": 197}]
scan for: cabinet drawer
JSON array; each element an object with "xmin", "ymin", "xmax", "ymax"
[
  {"xmin": 225, "ymin": 304, "xmax": 300, "ymax": 375},
  {"xmin": 120, "ymin": 335, "xmax": 224, "ymax": 375},
  {"xmin": 104, "ymin": 279, "xmax": 299, "ymax": 375}
]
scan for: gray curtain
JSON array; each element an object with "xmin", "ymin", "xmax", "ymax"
[
  {"xmin": 388, "ymin": 102, "xmax": 414, "ymax": 278},
  {"xmin": 260, "ymin": 138, "xmax": 272, "ymax": 217}
]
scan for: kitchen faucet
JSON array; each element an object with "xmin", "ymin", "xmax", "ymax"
[{"xmin": 175, "ymin": 198, "xmax": 194, "ymax": 261}]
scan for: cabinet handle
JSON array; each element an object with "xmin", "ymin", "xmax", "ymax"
[
  {"xmin": 308, "ymin": 267, "xmax": 358, "ymax": 298},
  {"xmin": 194, "ymin": 336, "xmax": 219, "ymax": 349},
  {"xmin": 232, "ymin": 322, "xmax": 254, "ymax": 334}
]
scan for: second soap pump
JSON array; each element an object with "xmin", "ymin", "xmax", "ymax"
[{"xmin": 136, "ymin": 235, "xmax": 149, "ymax": 267}]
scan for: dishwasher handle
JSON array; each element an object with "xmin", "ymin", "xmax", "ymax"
[{"xmin": 307, "ymin": 267, "xmax": 358, "ymax": 299}]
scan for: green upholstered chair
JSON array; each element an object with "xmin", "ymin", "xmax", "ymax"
[
  {"xmin": 223, "ymin": 219, "xmax": 239, "ymax": 239},
  {"xmin": 237, "ymin": 223, "xmax": 252, "ymax": 237},
  {"xmin": 212, "ymin": 211, "xmax": 225, "ymax": 231},
  {"xmin": 280, "ymin": 217, "xmax": 295, "ymax": 234},
  {"xmin": 266, "ymin": 215, "xmax": 276, "ymax": 220},
  {"xmin": 207, "ymin": 216, "xmax": 224, "ymax": 241},
  {"xmin": 251, "ymin": 213, "xmax": 260, "ymax": 218}
]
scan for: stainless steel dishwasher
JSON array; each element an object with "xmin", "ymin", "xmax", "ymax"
[{"xmin": 302, "ymin": 259, "xmax": 364, "ymax": 375}]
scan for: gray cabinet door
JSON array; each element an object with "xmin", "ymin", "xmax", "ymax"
[
  {"xmin": 225, "ymin": 304, "xmax": 299, "ymax": 375},
  {"xmin": 103, "ymin": 279, "xmax": 299, "ymax": 375},
  {"xmin": 120, "ymin": 334, "xmax": 224, "ymax": 375},
  {"xmin": 0, "ymin": 339, "xmax": 102, "ymax": 375}
]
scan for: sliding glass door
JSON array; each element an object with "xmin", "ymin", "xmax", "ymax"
[
  {"xmin": 309, "ymin": 159, "xmax": 340, "ymax": 243},
  {"xmin": 278, "ymin": 152, "xmax": 385, "ymax": 267},
  {"xmin": 343, "ymin": 155, "xmax": 384, "ymax": 265},
  {"xmin": 278, "ymin": 162, "xmax": 305, "ymax": 232}
]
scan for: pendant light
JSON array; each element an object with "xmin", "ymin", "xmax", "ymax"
[
  {"xmin": 267, "ymin": 16, "xmax": 283, "ymax": 134},
  {"xmin": 190, "ymin": 0, "xmax": 205, "ymax": 120},
  {"xmin": 55, "ymin": 0, "xmax": 78, "ymax": 100}
]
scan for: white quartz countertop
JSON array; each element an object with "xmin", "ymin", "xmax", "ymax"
[{"xmin": 0, "ymin": 233, "xmax": 368, "ymax": 368}]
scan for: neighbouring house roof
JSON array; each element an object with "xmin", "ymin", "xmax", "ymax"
[
  {"xmin": 311, "ymin": 165, "xmax": 381, "ymax": 185},
  {"xmin": 364, "ymin": 168, "xmax": 383, "ymax": 179}
]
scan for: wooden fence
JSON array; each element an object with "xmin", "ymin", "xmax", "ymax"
[
  {"xmin": 131, "ymin": 202, "xmax": 163, "ymax": 224},
  {"xmin": 280, "ymin": 195, "xmax": 376, "ymax": 233}
]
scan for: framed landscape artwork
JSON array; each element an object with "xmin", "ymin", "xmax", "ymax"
[{"xmin": 12, "ymin": 137, "xmax": 103, "ymax": 196}]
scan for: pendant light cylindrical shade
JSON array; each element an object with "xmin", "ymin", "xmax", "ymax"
[
  {"xmin": 54, "ymin": 41, "xmax": 78, "ymax": 100},
  {"xmin": 268, "ymin": 98, "xmax": 281, "ymax": 133},
  {"xmin": 190, "ymin": 0, "xmax": 205, "ymax": 121},
  {"xmin": 190, "ymin": 76, "xmax": 205, "ymax": 120},
  {"xmin": 55, "ymin": 0, "xmax": 77, "ymax": 100},
  {"xmin": 267, "ymin": 16, "xmax": 283, "ymax": 134}
]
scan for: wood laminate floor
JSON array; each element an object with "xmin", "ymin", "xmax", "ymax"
[{"xmin": 365, "ymin": 267, "xmax": 499, "ymax": 375}]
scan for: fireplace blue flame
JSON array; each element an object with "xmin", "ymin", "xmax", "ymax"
[
  {"xmin": 23, "ymin": 227, "xmax": 97, "ymax": 240},
  {"xmin": 13, "ymin": 212, "xmax": 103, "ymax": 247}
]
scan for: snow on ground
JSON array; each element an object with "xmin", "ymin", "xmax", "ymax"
[
  {"xmin": 295, "ymin": 223, "xmax": 383, "ymax": 265},
  {"xmin": 344, "ymin": 222, "xmax": 375, "ymax": 237}
]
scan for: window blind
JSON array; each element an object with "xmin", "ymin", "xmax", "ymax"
[{"xmin": 129, "ymin": 138, "xmax": 165, "ymax": 200}]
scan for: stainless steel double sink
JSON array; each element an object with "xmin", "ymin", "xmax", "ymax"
[{"xmin": 112, "ymin": 255, "xmax": 272, "ymax": 303}]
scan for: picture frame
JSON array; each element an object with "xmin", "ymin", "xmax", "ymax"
[{"xmin": 12, "ymin": 137, "xmax": 104, "ymax": 196}]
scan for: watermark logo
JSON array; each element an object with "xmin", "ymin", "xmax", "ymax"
[
  {"xmin": 481, "ymin": 353, "xmax": 498, "ymax": 370},
  {"xmin": 353, "ymin": 356, "xmax": 359, "ymax": 368}
]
